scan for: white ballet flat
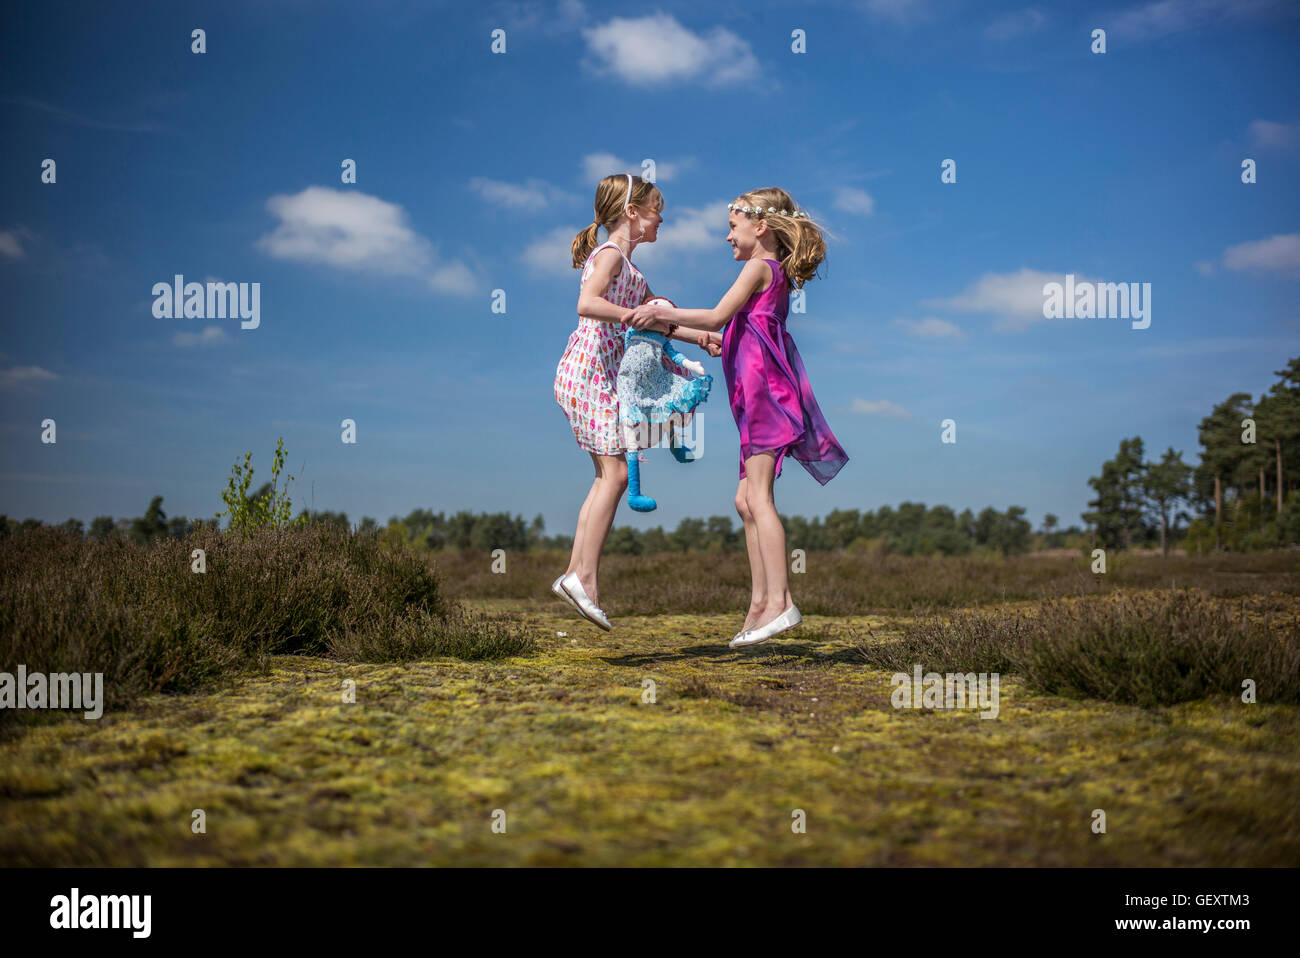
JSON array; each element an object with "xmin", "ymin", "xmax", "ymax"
[
  {"xmin": 552, "ymin": 574, "xmax": 584, "ymax": 616},
  {"xmin": 559, "ymin": 572, "xmax": 612, "ymax": 631},
  {"xmin": 728, "ymin": 630, "xmax": 754, "ymax": 648},
  {"xmin": 729, "ymin": 605, "xmax": 802, "ymax": 647}
]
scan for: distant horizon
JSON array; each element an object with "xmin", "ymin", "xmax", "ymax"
[{"xmin": 9, "ymin": 495, "xmax": 1091, "ymax": 537}]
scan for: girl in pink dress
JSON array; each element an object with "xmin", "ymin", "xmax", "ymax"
[
  {"xmin": 551, "ymin": 173, "xmax": 719, "ymax": 630},
  {"xmin": 628, "ymin": 186, "xmax": 848, "ymax": 648}
]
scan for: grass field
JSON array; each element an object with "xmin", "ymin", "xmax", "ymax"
[{"xmin": 2, "ymin": 539, "xmax": 1297, "ymax": 866}]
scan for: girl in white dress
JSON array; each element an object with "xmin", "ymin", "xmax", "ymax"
[{"xmin": 551, "ymin": 173, "xmax": 718, "ymax": 628}]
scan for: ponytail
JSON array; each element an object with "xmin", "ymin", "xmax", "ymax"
[
  {"xmin": 779, "ymin": 218, "xmax": 827, "ymax": 289},
  {"xmin": 571, "ymin": 222, "xmax": 602, "ymax": 269}
]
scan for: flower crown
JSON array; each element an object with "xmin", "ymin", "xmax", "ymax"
[{"xmin": 727, "ymin": 201, "xmax": 809, "ymax": 219}]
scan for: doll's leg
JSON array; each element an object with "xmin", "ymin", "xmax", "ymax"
[
  {"xmin": 667, "ymin": 412, "xmax": 699, "ymax": 463},
  {"xmin": 741, "ymin": 452, "xmax": 793, "ymax": 630},
  {"xmin": 734, "ymin": 476, "xmax": 768, "ymax": 632},
  {"xmin": 626, "ymin": 450, "xmax": 657, "ymax": 511}
]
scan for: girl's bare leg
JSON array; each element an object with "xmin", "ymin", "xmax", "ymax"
[
  {"xmin": 564, "ymin": 457, "xmax": 601, "ymax": 578},
  {"xmin": 565, "ymin": 451, "xmax": 627, "ymax": 608},
  {"xmin": 742, "ymin": 452, "xmax": 792, "ymax": 630},
  {"xmin": 734, "ymin": 477, "xmax": 767, "ymax": 631}
]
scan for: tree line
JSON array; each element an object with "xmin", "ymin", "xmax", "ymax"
[
  {"xmin": 1083, "ymin": 357, "xmax": 1300, "ymax": 553},
  {"xmin": 0, "ymin": 499, "xmax": 1068, "ymax": 557},
  {"xmin": 6, "ymin": 356, "xmax": 1296, "ymax": 556}
]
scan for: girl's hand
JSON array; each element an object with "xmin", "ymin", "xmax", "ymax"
[
  {"xmin": 625, "ymin": 307, "xmax": 657, "ymax": 330},
  {"xmin": 698, "ymin": 331, "xmax": 722, "ymax": 357},
  {"xmin": 628, "ymin": 302, "xmax": 674, "ymax": 329}
]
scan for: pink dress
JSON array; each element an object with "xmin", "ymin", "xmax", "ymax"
[
  {"xmin": 554, "ymin": 240, "xmax": 646, "ymax": 455},
  {"xmin": 721, "ymin": 259, "xmax": 848, "ymax": 484}
]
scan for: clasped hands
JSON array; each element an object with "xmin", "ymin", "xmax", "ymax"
[{"xmin": 626, "ymin": 302, "xmax": 722, "ymax": 357}]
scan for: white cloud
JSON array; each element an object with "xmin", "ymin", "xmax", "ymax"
[
  {"xmin": 582, "ymin": 14, "xmax": 758, "ymax": 87},
  {"xmin": 0, "ymin": 365, "xmax": 58, "ymax": 389},
  {"xmin": 1130, "ymin": 336, "xmax": 1298, "ymax": 360},
  {"xmin": 851, "ymin": 398, "xmax": 912, "ymax": 419},
  {"xmin": 1110, "ymin": 0, "xmax": 1293, "ymax": 40},
  {"xmin": 255, "ymin": 186, "xmax": 476, "ymax": 295},
  {"xmin": 1247, "ymin": 119, "xmax": 1300, "ymax": 149},
  {"xmin": 923, "ymin": 268, "xmax": 1106, "ymax": 331},
  {"xmin": 0, "ymin": 95, "xmax": 167, "ymax": 133},
  {"xmin": 0, "ymin": 230, "xmax": 27, "ymax": 259},
  {"xmin": 652, "ymin": 202, "xmax": 727, "ymax": 249},
  {"xmin": 1194, "ymin": 259, "xmax": 1216, "ymax": 276},
  {"xmin": 859, "ymin": 0, "xmax": 935, "ymax": 25},
  {"xmin": 633, "ymin": 201, "xmax": 730, "ymax": 270},
  {"xmin": 833, "ymin": 187, "xmax": 876, "ymax": 215},
  {"xmin": 985, "ymin": 8, "xmax": 1047, "ymax": 40},
  {"xmin": 469, "ymin": 176, "xmax": 572, "ymax": 212},
  {"xmin": 1222, "ymin": 233, "xmax": 1300, "ymax": 275},
  {"xmin": 558, "ymin": 0, "xmax": 586, "ymax": 25},
  {"xmin": 893, "ymin": 317, "xmax": 966, "ymax": 339},
  {"xmin": 583, "ymin": 153, "xmax": 625, "ymax": 183},
  {"xmin": 173, "ymin": 325, "xmax": 231, "ymax": 348},
  {"xmin": 497, "ymin": 0, "xmax": 585, "ymax": 34},
  {"xmin": 524, "ymin": 225, "xmax": 585, "ymax": 278},
  {"xmin": 258, "ymin": 187, "xmax": 429, "ymax": 273},
  {"xmin": 581, "ymin": 152, "xmax": 691, "ymax": 184},
  {"xmin": 582, "ymin": 153, "xmax": 621, "ymax": 185},
  {"xmin": 430, "ymin": 261, "xmax": 477, "ymax": 294},
  {"xmin": 524, "ymin": 202, "xmax": 730, "ymax": 278}
]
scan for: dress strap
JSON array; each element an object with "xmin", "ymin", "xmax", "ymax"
[
  {"xmin": 761, "ymin": 258, "xmax": 783, "ymax": 292},
  {"xmin": 589, "ymin": 239, "xmax": 630, "ymax": 268}
]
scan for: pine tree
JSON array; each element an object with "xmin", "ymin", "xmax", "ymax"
[
  {"xmin": 1084, "ymin": 437, "xmax": 1147, "ymax": 550},
  {"xmin": 1195, "ymin": 393, "xmax": 1253, "ymax": 548},
  {"xmin": 1142, "ymin": 447, "xmax": 1193, "ymax": 556}
]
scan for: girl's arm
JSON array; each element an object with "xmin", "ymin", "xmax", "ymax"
[
  {"xmin": 630, "ymin": 259, "xmax": 768, "ymax": 333},
  {"xmin": 698, "ymin": 330, "xmax": 723, "ymax": 356},
  {"xmin": 642, "ymin": 287, "xmax": 720, "ymax": 348},
  {"xmin": 667, "ymin": 323, "xmax": 714, "ymax": 344},
  {"xmin": 576, "ymin": 247, "xmax": 655, "ymax": 327}
]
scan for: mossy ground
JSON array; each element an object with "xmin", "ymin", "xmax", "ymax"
[{"xmin": 3, "ymin": 597, "xmax": 1297, "ymax": 866}]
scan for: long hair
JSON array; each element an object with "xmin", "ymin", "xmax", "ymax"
[
  {"xmin": 730, "ymin": 186, "xmax": 826, "ymax": 289},
  {"xmin": 571, "ymin": 174, "xmax": 664, "ymax": 268}
]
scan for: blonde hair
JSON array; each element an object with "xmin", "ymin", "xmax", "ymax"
[
  {"xmin": 730, "ymin": 186, "xmax": 826, "ymax": 289},
  {"xmin": 571, "ymin": 174, "xmax": 664, "ymax": 268}
]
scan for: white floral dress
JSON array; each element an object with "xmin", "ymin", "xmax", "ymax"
[{"xmin": 554, "ymin": 240, "xmax": 647, "ymax": 455}]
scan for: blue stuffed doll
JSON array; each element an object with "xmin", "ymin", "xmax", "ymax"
[{"xmin": 616, "ymin": 299, "xmax": 713, "ymax": 512}]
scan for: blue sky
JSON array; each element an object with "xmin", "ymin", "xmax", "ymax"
[{"xmin": 2, "ymin": 0, "xmax": 1298, "ymax": 537}]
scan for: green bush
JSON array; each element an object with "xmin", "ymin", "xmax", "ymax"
[
  {"xmin": 215, "ymin": 436, "xmax": 309, "ymax": 537},
  {"xmin": 1181, "ymin": 518, "xmax": 1216, "ymax": 556},
  {"xmin": 0, "ymin": 522, "xmax": 533, "ymax": 729},
  {"xmin": 1279, "ymin": 489, "xmax": 1300, "ymax": 545},
  {"xmin": 854, "ymin": 590, "xmax": 1299, "ymax": 706}
]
